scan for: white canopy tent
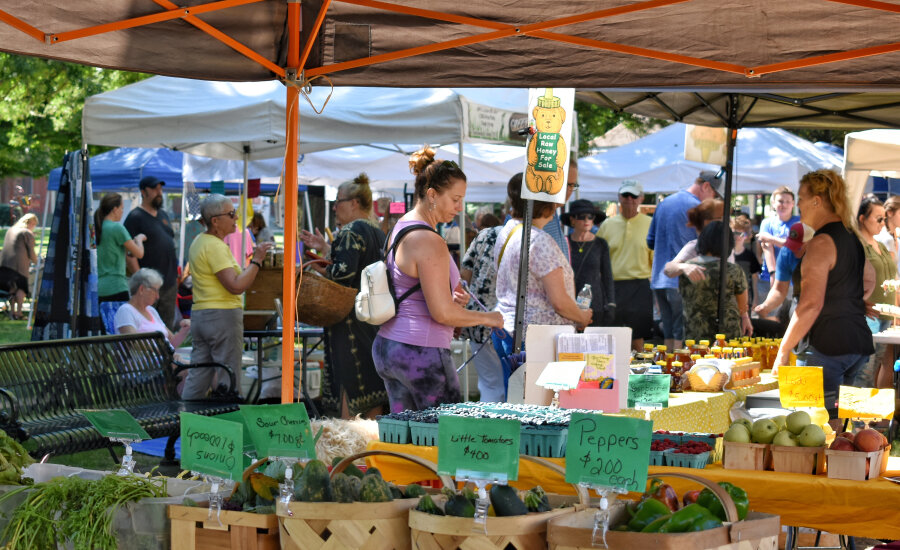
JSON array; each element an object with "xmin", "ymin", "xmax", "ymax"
[
  {"xmin": 579, "ymin": 123, "xmax": 844, "ymax": 201},
  {"xmin": 843, "ymin": 130, "xmax": 900, "ymax": 210}
]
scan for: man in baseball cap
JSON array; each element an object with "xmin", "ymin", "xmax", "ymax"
[
  {"xmin": 697, "ymin": 170, "xmax": 725, "ymax": 198},
  {"xmin": 139, "ymin": 176, "xmax": 165, "ymax": 190}
]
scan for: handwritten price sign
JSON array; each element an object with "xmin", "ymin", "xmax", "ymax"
[
  {"xmin": 627, "ymin": 374, "xmax": 670, "ymax": 408},
  {"xmin": 180, "ymin": 412, "xmax": 244, "ymax": 481},
  {"xmin": 564, "ymin": 413, "xmax": 651, "ymax": 491},
  {"xmin": 437, "ymin": 416, "xmax": 520, "ymax": 481},
  {"xmin": 240, "ymin": 403, "xmax": 315, "ymax": 458},
  {"xmin": 778, "ymin": 366, "xmax": 824, "ymax": 408},
  {"xmin": 838, "ymin": 385, "xmax": 895, "ymax": 419}
]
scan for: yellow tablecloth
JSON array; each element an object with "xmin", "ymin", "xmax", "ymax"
[{"xmin": 366, "ymin": 440, "xmax": 900, "ymax": 540}]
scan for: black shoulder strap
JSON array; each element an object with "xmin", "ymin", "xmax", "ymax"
[{"xmin": 384, "ymin": 224, "xmax": 438, "ymax": 307}]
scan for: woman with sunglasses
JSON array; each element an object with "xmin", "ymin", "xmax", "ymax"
[
  {"xmin": 854, "ymin": 194, "xmax": 896, "ymax": 387},
  {"xmin": 562, "ymin": 199, "xmax": 614, "ymax": 326},
  {"xmin": 372, "ymin": 147, "xmax": 503, "ymax": 412},
  {"xmin": 181, "ymin": 194, "xmax": 273, "ymax": 400}
]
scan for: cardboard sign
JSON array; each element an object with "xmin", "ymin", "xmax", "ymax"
[
  {"xmin": 838, "ymin": 385, "xmax": 895, "ymax": 419},
  {"xmin": 77, "ymin": 409, "xmax": 150, "ymax": 441},
  {"xmin": 565, "ymin": 413, "xmax": 651, "ymax": 491},
  {"xmin": 778, "ymin": 366, "xmax": 825, "ymax": 408},
  {"xmin": 437, "ymin": 416, "xmax": 520, "ymax": 481},
  {"xmin": 215, "ymin": 410, "xmax": 257, "ymax": 454},
  {"xmin": 584, "ymin": 353, "xmax": 615, "ymax": 381},
  {"xmin": 684, "ymin": 124, "xmax": 727, "ymax": 166},
  {"xmin": 389, "ymin": 202, "xmax": 406, "ymax": 214},
  {"xmin": 180, "ymin": 412, "xmax": 244, "ymax": 481},
  {"xmin": 627, "ymin": 374, "xmax": 670, "ymax": 408},
  {"xmin": 521, "ymin": 88, "xmax": 576, "ymax": 204},
  {"xmin": 239, "ymin": 403, "xmax": 316, "ymax": 458},
  {"xmin": 535, "ymin": 361, "xmax": 585, "ymax": 391}
]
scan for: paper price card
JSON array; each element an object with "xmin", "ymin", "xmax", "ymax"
[
  {"xmin": 778, "ymin": 366, "xmax": 824, "ymax": 408},
  {"xmin": 77, "ymin": 409, "xmax": 150, "ymax": 441},
  {"xmin": 838, "ymin": 385, "xmax": 895, "ymax": 419},
  {"xmin": 626, "ymin": 374, "xmax": 670, "ymax": 408},
  {"xmin": 565, "ymin": 413, "xmax": 651, "ymax": 491},
  {"xmin": 180, "ymin": 412, "xmax": 244, "ymax": 481},
  {"xmin": 437, "ymin": 416, "xmax": 521, "ymax": 481},
  {"xmin": 584, "ymin": 353, "xmax": 615, "ymax": 381},
  {"xmin": 240, "ymin": 403, "xmax": 316, "ymax": 458}
]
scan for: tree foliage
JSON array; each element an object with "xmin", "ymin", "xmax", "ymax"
[
  {"xmin": 574, "ymin": 99, "xmax": 667, "ymax": 156},
  {"xmin": 0, "ymin": 54, "xmax": 149, "ymax": 178}
]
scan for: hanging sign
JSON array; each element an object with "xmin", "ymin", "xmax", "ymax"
[
  {"xmin": 838, "ymin": 386, "xmax": 895, "ymax": 419},
  {"xmin": 240, "ymin": 403, "xmax": 316, "ymax": 458},
  {"xmin": 778, "ymin": 366, "xmax": 825, "ymax": 408},
  {"xmin": 521, "ymin": 88, "xmax": 576, "ymax": 203},
  {"xmin": 684, "ymin": 124, "xmax": 728, "ymax": 166},
  {"xmin": 437, "ymin": 416, "xmax": 520, "ymax": 481},
  {"xmin": 565, "ymin": 412, "xmax": 651, "ymax": 491},
  {"xmin": 627, "ymin": 374, "xmax": 670, "ymax": 408},
  {"xmin": 180, "ymin": 412, "xmax": 244, "ymax": 481},
  {"xmin": 77, "ymin": 409, "xmax": 150, "ymax": 441}
]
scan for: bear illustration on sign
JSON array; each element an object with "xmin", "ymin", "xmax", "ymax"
[{"xmin": 526, "ymin": 88, "xmax": 567, "ymax": 195}]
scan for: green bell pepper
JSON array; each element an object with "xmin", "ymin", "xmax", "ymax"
[
  {"xmin": 688, "ymin": 514, "xmax": 724, "ymax": 532},
  {"xmin": 696, "ymin": 482, "xmax": 749, "ymax": 521},
  {"xmin": 640, "ymin": 513, "xmax": 672, "ymax": 533},
  {"xmin": 657, "ymin": 504, "xmax": 711, "ymax": 533},
  {"xmin": 626, "ymin": 498, "xmax": 670, "ymax": 531}
]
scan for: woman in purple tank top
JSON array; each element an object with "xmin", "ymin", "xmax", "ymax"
[{"xmin": 373, "ymin": 146, "xmax": 504, "ymax": 412}]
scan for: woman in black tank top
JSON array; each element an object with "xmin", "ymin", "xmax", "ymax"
[{"xmin": 773, "ymin": 170, "xmax": 874, "ymax": 426}]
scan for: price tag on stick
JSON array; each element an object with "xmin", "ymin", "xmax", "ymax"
[
  {"xmin": 77, "ymin": 409, "xmax": 150, "ymax": 441},
  {"xmin": 778, "ymin": 366, "xmax": 825, "ymax": 408},
  {"xmin": 240, "ymin": 403, "xmax": 316, "ymax": 459},
  {"xmin": 565, "ymin": 413, "xmax": 652, "ymax": 492},
  {"xmin": 180, "ymin": 412, "xmax": 244, "ymax": 481},
  {"xmin": 437, "ymin": 416, "xmax": 520, "ymax": 481},
  {"xmin": 627, "ymin": 374, "xmax": 670, "ymax": 408}
]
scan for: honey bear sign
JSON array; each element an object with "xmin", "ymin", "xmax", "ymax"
[{"xmin": 522, "ymin": 88, "xmax": 575, "ymax": 203}]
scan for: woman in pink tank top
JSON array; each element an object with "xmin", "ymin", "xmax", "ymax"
[{"xmin": 373, "ymin": 146, "xmax": 503, "ymax": 412}]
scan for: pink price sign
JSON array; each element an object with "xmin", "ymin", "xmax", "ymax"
[{"xmin": 389, "ymin": 202, "xmax": 406, "ymax": 214}]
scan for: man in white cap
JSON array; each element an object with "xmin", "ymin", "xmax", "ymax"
[
  {"xmin": 124, "ymin": 176, "xmax": 178, "ymax": 329},
  {"xmin": 597, "ymin": 180, "xmax": 653, "ymax": 351},
  {"xmin": 647, "ymin": 170, "xmax": 723, "ymax": 350}
]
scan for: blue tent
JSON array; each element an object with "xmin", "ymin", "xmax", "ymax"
[{"xmin": 49, "ymin": 147, "xmax": 183, "ymax": 191}]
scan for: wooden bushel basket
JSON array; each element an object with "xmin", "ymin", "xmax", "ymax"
[
  {"xmin": 278, "ymin": 450, "xmax": 454, "ymax": 550},
  {"xmin": 547, "ymin": 472, "xmax": 781, "ymax": 550},
  {"xmin": 770, "ymin": 445, "xmax": 826, "ymax": 475},
  {"xmin": 295, "ymin": 261, "xmax": 357, "ymax": 327},
  {"xmin": 409, "ymin": 456, "xmax": 586, "ymax": 550}
]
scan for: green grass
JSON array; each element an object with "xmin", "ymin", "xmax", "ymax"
[{"xmin": 0, "ymin": 319, "xmax": 31, "ymax": 345}]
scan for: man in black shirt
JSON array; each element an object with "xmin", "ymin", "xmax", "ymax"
[{"xmin": 124, "ymin": 176, "xmax": 178, "ymax": 329}]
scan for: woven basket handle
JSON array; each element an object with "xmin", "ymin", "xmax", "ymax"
[
  {"xmin": 649, "ymin": 472, "xmax": 739, "ymax": 522},
  {"xmin": 520, "ymin": 455, "xmax": 591, "ymax": 506},
  {"xmin": 331, "ymin": 449, "xmax": 455, "ymax": 489}
]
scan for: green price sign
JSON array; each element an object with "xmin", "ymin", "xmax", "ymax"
[
  {"xmin": 180, "ymin": 412, "xmax": 244, "ymax": 481},
  {"xmin": 564, "ymin": 412, "xmax": 652, "ymax": 492},
  {"xmin": 215, "ymin": 410, "xmax": 258, "ymax": 455},
  {"xmin": 77, "ymin": 409, "xmax": 150, "ymax": 441},
  {"xmin": 437, "ymin": 416, "xmax": 520, "ymax": 481},
  {"xmin": 239, "ymin": 403, "xmax": 316, "ymax": 459},
  {"xmin": 627, "ymin": 374, "xmax": 670, "ymax": 408}
]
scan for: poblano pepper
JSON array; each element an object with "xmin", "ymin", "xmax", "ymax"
[
  {"xmin": 688, "ymin": 514, "xmax": 724, "ymax": 532},
  {"xmin": 657, "ymin": 504, "xmax": 713, "ymax": 533},
  {"xmin": 626, "ymin": 498, "xmax": 670, "ymax": 531},
  {"xmin": 696, "ymin": 482, "xmax": 749, "ymax": 521}
]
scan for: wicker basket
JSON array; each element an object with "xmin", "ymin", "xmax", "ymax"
[
  {"xmin": 278, "ymin": 450, "xmax": 454, "ymax": 550},
  {"xmin": 409, "ymin": 456, "xmax": 586, "ymax": 550},
  {"xmin": 295, "ymin": 260, "xmax": 357, "ymax": 327},
  {"xmin": 686, "ymin": 364, "xmax": 729, "ymax": 392}
]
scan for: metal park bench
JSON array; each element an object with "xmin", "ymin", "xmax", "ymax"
[{"xmin": 0, "ymin": 332, "xmax": 240, "ymax": 460}]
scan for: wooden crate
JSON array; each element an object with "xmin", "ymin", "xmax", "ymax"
[
  {"xmin": 723, "ymin": 441, "xmax": 772, "ymax": 471},
  {"xmin": 725, "ymin": 361, "xmax": 761, "ymax": 389},
  {"xmin": 770, "ymin": 445, "xmax": 826, "ymax": 475},
  {"xmin": 279, "ymin": 499, "xmax": 418, "ymax": 550},
  {"xmin": 825, "ymin": 445, "xmax": 890, "ymax": 481},
  {"xmin": 168, "ymin": 504, "xmax": 279, "ymax": 550}
]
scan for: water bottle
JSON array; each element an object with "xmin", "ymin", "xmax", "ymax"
[{"xmin": 576, "ymin": 284, "xmax": 592, "ymax": 309}]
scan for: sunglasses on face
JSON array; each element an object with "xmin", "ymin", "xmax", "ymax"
[
  {"xmin": 620, "ymin": 193, "xmax": 639, "ymax": 199},
  {"xmin": 574, "ymin": 213, "xmax": 595, "ymax": 221},
  {"xmin": 212, "ymin": 210, "xmax": 237, "ymax": 220}
]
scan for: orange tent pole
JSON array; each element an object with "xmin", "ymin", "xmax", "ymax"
[{"xmin": 282, "ymin": 0, "xmax": 300, "ymax": 404}]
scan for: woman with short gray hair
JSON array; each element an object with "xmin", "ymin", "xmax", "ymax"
[
  {"xmin": 182, "ymin": 194, "xmax": 273, "ymax": 400},
  {"xmin": 115, "ymin": 268, "xmax": 190, "ymax": 347}
]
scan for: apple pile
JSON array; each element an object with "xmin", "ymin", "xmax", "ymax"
[
  {"xmin": 724, "ymin": 411, "xmax": 826, "ymax": 447},
  {"xmin": 829, "ymin": 428, "xmax": 889, "ymax": 453}
]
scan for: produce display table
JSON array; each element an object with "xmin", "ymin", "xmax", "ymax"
[{"xmin": 367, "ymin": 442, "xmax": 900, "ymax": 540}]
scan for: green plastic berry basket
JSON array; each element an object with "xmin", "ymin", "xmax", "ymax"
[
  {"xmin": 519, "ymin": 425, "xmax": 568, "ymax": 458},
  {"xmin": 377, "ymin": 417, "xmax": 410, "ymax": 444},
  {"xmin": 683, "ymin": 433, "xmax": 723, "ymax": 464},
  {"xmin": 409, "ymin": 421, "xmax": 440, "ymax": 446},
  {"xmin": 649, "ymin": 448, "xmax": 674, "ymax": 466},
  {"xmin": 666, "ymin": 451, "xmax": 710, "ymax": 469}
]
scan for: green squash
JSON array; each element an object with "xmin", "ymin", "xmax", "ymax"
[
  {"xmin": 359, "ymin": 474, "xmax": 394, "ymax": 502},
  {"xmin": 444, "ymin": 494, "xmax": 476, "ymax": 517},
  {"xmin": 293, "ymin": 459, "xmax": 333, "ymax": 502},
  {"xmin": 404, "ymin": 484, "xmax": 426, "ymax": 499},
  {"xmin": 489, "ymin": 485, "xmax": 528, "ymax": 516}
]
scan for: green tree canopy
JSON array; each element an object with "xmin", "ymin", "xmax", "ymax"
[
  {"xmin": 574, "ymin": 99, "xmax": 665, "ymax": 157},
  {"xmin": 0, "ymin": 54, "xmax": 148, "ymax": 178}
]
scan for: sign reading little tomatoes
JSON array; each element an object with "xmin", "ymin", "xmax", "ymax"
[
  {"xmin": 565, "ymin": 413, "xmax": 651, "ymax": 491},
  {"xmin": 437, "ymin": 416, "xmax": 520, "ymax": 481}
]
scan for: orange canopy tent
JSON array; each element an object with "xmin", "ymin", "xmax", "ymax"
[{"xmin": 4, "ymin": 0, "xmax": 900, "ymax": 400}]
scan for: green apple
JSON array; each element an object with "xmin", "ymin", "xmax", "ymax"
[
  {"xmin": 724, "ymin": 424, "xmax": 751, "ymax": 443},
  {"xmin": 732, "ymin": 418, "xmax": 753, "ymax": 432},
  {"xmin": 751, "ymin": 418, "xmax": 779, "ymax": 444},
  {"xmin": 772, "ymin": 415, "xmax": 787, "ymax": 432},
  {"xmin": 772, "ymin": 430, "xmax": 798, "ymax": 447},
  {"xmin": 797, "ymin": 424, "xmax": 826, "ymax": 447},
  {"xmin": 786, "ymin": 411, "xmax": 812, "ymax": 435}
]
